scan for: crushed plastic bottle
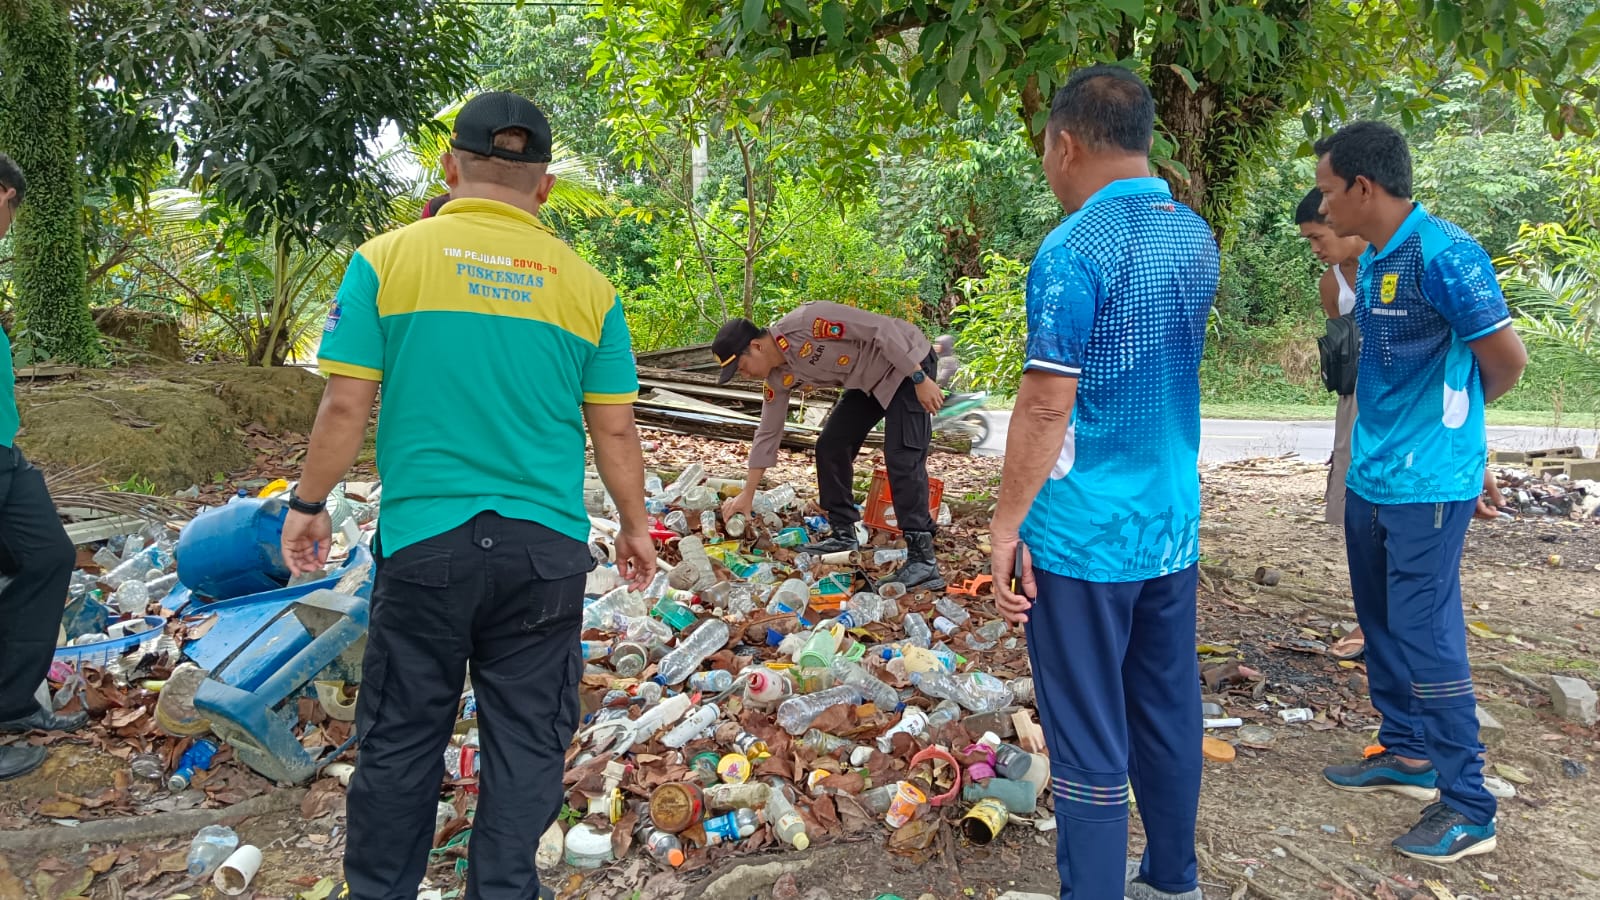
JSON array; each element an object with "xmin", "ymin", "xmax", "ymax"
[
  {"xmin": 169, "ymin": 739, "xmax": 219, "ymax": 790},
  {"xmin": 776, "ymin": 684, "xmax": 863, "ymax": 735},
  {"xmin": 874, "ymin": 547, "xmax": 909, "ymax": 566},
  {"xmin": 764, "ymin": 780, "xmax": 811, "ymax": 850},
  {"xmin": 766, "ymin": 578, "xmax": 810, "ymax": 615},
  {"xmin": 583, "ymin": 588, "xmax": 646, "ymax": 630},
  {"xmin": 687, "ymin": 669, "xmax": 734, "ymax": 693},
  {"xmin": 704, "ymin": 781, "xmax": 770, "ymax": 810},
  {"xmin": 186, "ymin": 825, "xmax": 239, "ymax": 876},
  {"xmin": 828, "ymin": 657, "xmax": 900, "ymax": 711},
  {"xmin": 644, "ymin": 473, "xmax": 665, "ymax": 497},
  {"xmin": 910, "ymin": 671, "xmax": 1015, "ymax": 713},
  {"xmin": 799, "ymin": 728, "xmax": 854, "ymax": 755},
  {"xmin": 902, "ymin": 612, "xmax": 933, "ymax": 648},
  {"xmin": 836, "ymin": 592, "xmax": 889, "ymax": 628},
  {"xmin": 703, "ymin": 808, "xmax": 761, "ymax": 844},
  {"xmin": 655, "ymin": 617, "xmax": 730, "ymax": 686},
  {"xmin": 934, "ymin": 596, "xmax": 971, "ymax": 625},
  {"xmin": 669, "ymin": 536, "xmax": 716, "ymax": 591}
]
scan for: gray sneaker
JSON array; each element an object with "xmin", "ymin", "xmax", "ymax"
[{"xmin": 1125, "ymin": 859, "xmax": 1201, "ymax": 900}]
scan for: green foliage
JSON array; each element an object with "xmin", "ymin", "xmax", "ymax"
[
  {"xmin": 620, "ymin": 183, "xmax": 922, "ymax": 351},
  {"xmin": 110, "ymin": 473, "xmax": 158, "ymax": 494},
  {"xmin": 474, "ymin": 10, "xmax": 618, "ymax": 170},
  {"xmin": 1497, "ymin": 223, "xmax": 1600, "ymax": 415},
  {"xmin": 76, "ymin": 0, "xmax": 480, "ymax": 247},
  {"xmin": 0, "ymin": 0, "xmax": 104, "ymax": 364},
  {"xmin": 948, "ymin": 253, "xmax": 1028, "ymax": 394}
]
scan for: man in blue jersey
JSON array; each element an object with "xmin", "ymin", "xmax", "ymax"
[
  {"xmin": 988, "ymin": 66, "xmax": 1219, "ymax": 900},
  {"xmin": 1313, "ymin": 121, "xmax": 1525, "ymax": 862}
]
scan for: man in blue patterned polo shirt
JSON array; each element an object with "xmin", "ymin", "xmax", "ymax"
[
  {"xmin": 988, "ymin": 66, "xmax": 1219, "ymax": 900},
  {"xmin": 1313, "ymin": 121, "xmax": 1526, "ymax": 863}
]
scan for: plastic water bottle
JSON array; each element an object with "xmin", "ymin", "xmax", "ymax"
[
  {"xmin": 662, "ymin": 464, "xmax": 704, "ymax": 503},
  {"xmin": 643, "ymin": 828, "xmax": 686, "ymax": 867},
  {"xmin": 829, "ymin": 657, "xmax": 900, "ymax": 711},
  {"xmin": 766, "ymin": 578, "xmax": 809, "ymax": 615},
  {"xmin": 700, "ymin": 510, "xmax": 719, "ymax": 540},
  {"xmin": 800, "ymin": 728, "xmax": 853, "ymax": 755},
  {"xmin": 687, "ymin": 669, "xmax": 734, "ymax": 693},
  {"xmin": 704, "ymin": 808, "xmax": 761, "ymax": 844},
  {"xmin": 681, "ymin": 486, "xmax": 719, "ymax": 512},
  {"xmin": 583, "ymin": 588, "xmax": 646, "ymax": 630},
  {"xmin": 776, "ymin": 684, "xmax": 863, "ymax": 735},
  {"xmin": 705, "ymin": 782, "xmax": 771, "ymax": 810},
  {"xmin": 185, "ymin": 825, "xmax": 239, "ymax": 876},
  {"xmin": 873, "ymin": 548, "xmax": 908, "ymax": 566},
  {"xmin": 744, "ymin": 668, "xmax": 794, "ymax": 705},
  {"xmin": 903, "ymin": 612, "xmax": 933, "ymax": 648},
  {"xmin": 617, "ymin": 615, "xmax": 673, "ymax": 646},
  {"xmin": 169, "ymin": 739, "xmax": 219, "ymax": 790},
  {"xmin": 644, "ymin": 473, "xmax": 664, "ymax": 498},
  {"xmin": 655, "ymin": 618, "xmax": 730, "ymax": 686},
  {"xmin": 130, "ymin": 752, "xmax": 164, "ymax": 784},
  {"xmin": 926, "ymin": 699, "xmax": 962, "ymax": 730},
  {"xmin": 764, "ymin": 780, "xmax": 811, "ymax": 850},
  {"xmin": 752, "ymin": 484, "xmax": 797, "ymax": 516},
  {"xmin": 910, "ymin": 671, "xmax": 1014, "ymax": 713},
  {"xmin": 934, "ymin": 596, "xmax": 971, "ymax": 625},
  {"xmin": 837, "ymin": 592, "xmax": 889, "ymax": 628}
]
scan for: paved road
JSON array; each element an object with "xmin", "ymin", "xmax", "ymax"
[{"xmin": 970, "ymin": 411, "xmax": 1600, "ymax": 464}]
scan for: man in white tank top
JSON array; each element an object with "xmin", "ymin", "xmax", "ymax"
[{"xmin": 1297, "ymin": 188, "xmax": 1368, "ymax": 525}]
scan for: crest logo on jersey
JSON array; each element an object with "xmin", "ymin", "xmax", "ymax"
[
  {"xmin": 812, "ymin": 318, "xmax": 846, "ymax": 339},
  {"xmin": 1380, "ymin": 273, "xmax": 1398, "ymax": 304},
  {"xmin": 324, "ymin": 302, "xmax": 342, "ymax": 333}
]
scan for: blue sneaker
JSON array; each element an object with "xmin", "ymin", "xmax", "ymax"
[
  {"xmin": 1322, "ymin": 751, "xmax": 1439, "ymax": 801},
  {"xmin": 1392, "ymin": 802, "xmax": 1497, "ymax": 862}
]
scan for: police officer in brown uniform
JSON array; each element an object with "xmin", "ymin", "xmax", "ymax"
[{"xmin": 713, "ymin": 301, "xmax": 946, "ymax": 590}]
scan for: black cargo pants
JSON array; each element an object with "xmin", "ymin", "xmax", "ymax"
[
  {"xmin": 0, "ymin": 446, "xmax": 76, "ymax": 721},
  {"xmin": 815, "ymin": 352, "xmax": 938, "ymax": 535},
  {"xmin": 344, "ymin": 512, "xmax": 591, "ymax": 900}
]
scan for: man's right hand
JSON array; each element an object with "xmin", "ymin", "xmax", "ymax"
[
  {"xmin": 615, "ymin": 529, "xmax": 658, "ymax": 591},
  {"xmin": 1475, "ymin": 467, "xmax": 1506, "ymax": 521},
  {"xmin": 721, "ymin": 491, "xmax": 754, "ymax": 523}
]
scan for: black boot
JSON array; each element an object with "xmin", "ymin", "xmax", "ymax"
[
  {"xmin": 887, "ymin": 531, "xmax": 944, "ymax": 591},
  {"xmin": 0, "ymin": 744, "xmax": 46, "ymax": 781},
  {"xmin": 800, "ymin": 524, "xmax": 858, "ymax": 555},
  {"xmin": 0, "ymin": 706, "xmax": 88, "ymax": 734}
]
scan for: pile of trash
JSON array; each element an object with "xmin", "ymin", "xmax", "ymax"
[
  {"xmin": 472, "ymin": 462, "xmax": 1052, "ymax": 878},
  {"xmin": 1490, "ymin": 466, "xmax": 1600, "ymax": 519}
]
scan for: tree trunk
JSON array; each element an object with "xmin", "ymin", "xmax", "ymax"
[
  {"xmin": 0, "ymin": 0, "xmax": 103, "ymax": 365},
  {"xmin": 1147, "ymin": 65, "xmax": 1220, "ymax": 222}
]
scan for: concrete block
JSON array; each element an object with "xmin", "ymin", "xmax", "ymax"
[
  {"xmin": 1476, "ymin": 704, "xmax": 1506, "ymax": 744},
  {"xmin": 1531, "ymin": 458, "xmax": 1571, "ymax": 473},
  {"xmin": 1527, "ymin": 446, "xmax": 1583, "ymax": 460},
  {"xmin": 1565, "ymin": 460, "xmax": 1600, "ymax": 481},
  {"xmin": 1488, "ymin": 450, "xmax": 1527, "ymax": 464},
  {"xmin": 1550, "ymin": 675, "xmax": 1599, "ymax": 727}
]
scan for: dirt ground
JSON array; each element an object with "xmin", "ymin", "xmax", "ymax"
[{"xmin": 2, "ymin": 437, "xmax": 1597, "ymax": 900}]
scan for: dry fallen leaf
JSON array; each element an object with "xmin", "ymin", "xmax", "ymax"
[{"xmin": 35, "ymin": 801, "xmax": 81, "ymax": 818}]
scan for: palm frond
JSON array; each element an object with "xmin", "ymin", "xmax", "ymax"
[{"xmin": 43, "ymin": 461, "xmax": 198, "ymax": 524}]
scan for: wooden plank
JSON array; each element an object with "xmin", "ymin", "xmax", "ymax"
[
  {"xmin": 62, "ymin": 514, "xmax": 145, "ymax": 546},
  {"xmin": 644, "ymin": 388, "xmax": 762, "ymax": 422}
]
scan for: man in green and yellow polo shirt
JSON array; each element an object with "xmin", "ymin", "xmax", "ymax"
[
  {"xmin": 0, "ymin": 153, "xmax": 88, "ymax": 782},
  {"xmin": 280, "ymin": 92, "xmax": 656, "ymax": 900}
]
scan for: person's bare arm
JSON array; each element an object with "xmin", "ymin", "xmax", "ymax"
[
  {"xmin": 989, "ymin": 371, "xmax": 1079, "ymax": 623},
  {"xmin": 1469, "ymin": 327, "xmax": 1528, "ymax": 403},
  {"xmin": 585, "ymin": 402, "xmax": 657, "ymax": 589},
  {"xmin": 1318, "ymin": 268, "xmax": 1342, "ymax": 320},
  {"xmin": 297, "ymin": 376, "xmax": 380, "ymax": 502},
  {"xmin": 283, "ymin": 376, "xmax": 379, "ymax": 574}
]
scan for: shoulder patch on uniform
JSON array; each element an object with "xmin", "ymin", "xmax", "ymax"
[
  {"xmin": 324, "ymin": 301, "xmax": 342, "ymax": 333},
  {"xmin": 836, "ymin": 354, "xmax": 851, "ymax": 368},
  {"xmin": 812, "ymin": 317, "xmax": 845, "ymax": 340},
  {"xmin": 774, "ymin": 335, "xmax": 791, "ymax": 352},
  {"xmin": 764, "ymin": 384, "xmax": 776, "ymax": 402},
  {"xmin": 1380, "ymin": 273, "xmax": 1399, "ymax": 304},
  {"xmin": 798, "ymin": 340, "xmax": 812, "ymax": 359},
  {"xmin": 781, "ymin": 373, "xmax": 795, "ymax": 387}
]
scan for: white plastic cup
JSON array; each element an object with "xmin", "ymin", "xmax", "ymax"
[{"xmin": 212, "ymin": 845, "xmax": 262, "ymax": 895}]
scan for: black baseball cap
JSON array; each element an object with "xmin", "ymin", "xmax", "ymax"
[
  {"xmin": 711, "ymin": 318, "xmax": 763, "ymax": 384},
  {"xmin": 450, "ymin": 92, "xmax": 553, "ymax": 164}
]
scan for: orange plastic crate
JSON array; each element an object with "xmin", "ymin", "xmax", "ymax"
[{"xmin": 862, "ymin": 467, "xmax": 944, "ymax": 536}]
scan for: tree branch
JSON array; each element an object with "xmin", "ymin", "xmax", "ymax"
[{"xmin": 779, "ymin": 6, "xmax": 938, "ymax": 59}]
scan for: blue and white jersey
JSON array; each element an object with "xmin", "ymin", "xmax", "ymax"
[
  {"xmin": 1020, "ymin": 177, "xmax": 1219, "ymax": 583},
  {"xmin": 1349, "ymin": 205, "xmax": 1511, "ymax": 505}
]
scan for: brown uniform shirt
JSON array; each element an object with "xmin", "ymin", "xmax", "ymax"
[{"xmin": 749, "ymin": 302, "xmax": 932, "ymax": 469}]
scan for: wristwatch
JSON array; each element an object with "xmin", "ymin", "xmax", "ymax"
[
  {"xmin": 910, "ymin": 370, "xmax": 926, "ymax": 384},
  {"xmin": 287, "ymin": 492, "xmax": 327, "ymax": 515}
]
